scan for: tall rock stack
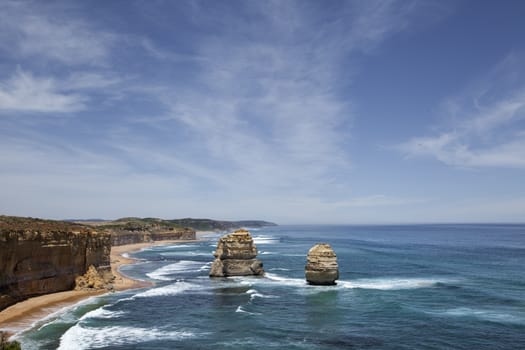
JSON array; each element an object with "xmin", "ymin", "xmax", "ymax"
[
  {"xmin": 209, "ymin": 229, "xmax": 264, "ymax": 277},
  {"xmin": 305, "ymin": 243, "xmax": 339, "ymax": 285}
]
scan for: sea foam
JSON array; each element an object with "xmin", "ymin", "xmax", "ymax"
[
  {"xmin": 339, "ymin": 278, "xmax": 444, "ymax": 290},
  {"xmin": 245, "ymin": 289, "xmax": 279, "ymax": 301},
  {"xmin": 160, "ymin": 251, "xmax": 213, "ymax": 257},
  {"xmin": 264, "ymin": 273, "xmax": 446, "ymax": 291},
  {"xmin": 263, "ymin": 273, "xmax": 307, "ymax": 287},
  {"xmin": 439, "ymin": 307, "xmax": 525, "ymax": 325},
  {"xmin": 58, "ymin": 325, "xmax": 195, "ymax": 349},
  {"xmin": 133, "ymin": 281, "xmax": 197, "ymax": 298},
  {"xmin": 28, "ymin": 296, "xmax": 103, "ymax": 333},
  {"xmin": 235, "ymin": 305, "xmax": 262, "ymax": 315},
  {"xmin": 252, "ymin": 235, "xmax": 279, "ymax": 245},
  {"xmin": 79, "ymin": 307, "xmax": 125, "ymax": 321},
  {"xmin": 146, "ymin": 261, "xmax": 206, "ymax": 281}
]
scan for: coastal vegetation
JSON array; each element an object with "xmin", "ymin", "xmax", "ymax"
[{"xmin": 0, "ymin": 332, "xmax": 21, "ymax": 350}]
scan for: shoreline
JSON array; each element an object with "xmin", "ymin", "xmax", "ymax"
[
  {"xmin": 0, "ymin": 234, "xmax": 211, "ymax": 339},
  {"xmin": 110, "ymin": 238, "xmax": 201, "ymax": 291}
]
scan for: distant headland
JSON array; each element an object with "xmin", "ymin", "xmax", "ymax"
[{"xmin": 68, "ymin": 217, "xmax": 278, "ymax": 232}]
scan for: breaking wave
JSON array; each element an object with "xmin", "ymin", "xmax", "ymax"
[
  {"xmin": 235, "ymin": 306, "xmax": 261, "ymax": 315},
  {"xmin": 339, "ymin": 278, "xmax": 446, "ymax": 290},
  {"xmin": 146, "ymin": 261, "xmax": 208, "ymax": 281},
  {"xmin": 263, "ymin": 273, "xmax": 448, "ymax": 291},
  {"xmin": 245, "ymin": 289, "xmax": 279, "ymax": 301},
  {"xmin": 437, "ymin": 307, "xmax": 525, "ymax": 325},
  {"xmin": 252, "ymin": 235, "xmax": 279, "ymax": 245},
  {"xmin": 79, "ymin": 307, "xmax": 125, "ymax": 321},
  {"xmin": 133, "ymin": 281, "xmax": 197, "ymax": 298},
  {"xmin": 58, "ymin": 325, "xmax": 195, "ymax": 349}
]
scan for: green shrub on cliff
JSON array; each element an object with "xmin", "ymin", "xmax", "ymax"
[
  {"xmin": 1, "ymin": 342, "xmax": 21, "ymax": 350},
  {"xmin": 0, "ymin": 332, "xmax": 21, "ymax": 350}
]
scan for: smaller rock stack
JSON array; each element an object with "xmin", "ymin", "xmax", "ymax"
[
  {"xmin": 209, "ymin": 229, "xmax": 264, "ymax": 277},
  {"xmin": 305, "ymin": 243, "xmax": 339, "ymax": 285}
]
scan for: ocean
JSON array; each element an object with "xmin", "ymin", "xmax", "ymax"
[{"xmin": 16, "ymin": 224, "xmax": 525, "ymax": 349}]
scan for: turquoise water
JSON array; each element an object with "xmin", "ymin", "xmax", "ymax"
[{"xmin": 17, "ymin": 224, "xmax": 525, "ymax": 349}]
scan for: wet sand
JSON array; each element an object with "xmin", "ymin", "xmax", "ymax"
[{"xmin": 110, "ymin": 239, "xmax": 200, "ymax": 291}]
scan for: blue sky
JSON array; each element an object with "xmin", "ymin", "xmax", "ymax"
[{"xmin": 1, "ymin": 0, "xmax": 524, "ymax": 224}]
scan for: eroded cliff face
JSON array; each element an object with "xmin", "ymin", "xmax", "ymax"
[
  {"xmin": 0, "ymin": 216, "xmax": 113, "ymax": 311},
  {"xmin": 209, "ymin": 229, "xmax": 264, "ymax": 277},
  {"xmin": 110, "ymin": 227, "xmax": 196, "ymax": 246}
]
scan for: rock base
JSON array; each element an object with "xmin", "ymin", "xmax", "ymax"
[
  {"xmin": 305, "ymin": 270, "xmax": 339, "ymax": 285},
  {"xmin": 209, "ymin": 258, "xmax": 264, "ymax": 277}
]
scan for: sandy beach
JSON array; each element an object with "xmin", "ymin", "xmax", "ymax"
[
  {"xmin": 110, "ymin": 238, "xmax": 203, "ymax": 290},
  {"xmin": 0, "ymin": 236, "xmax": 206, "ymax": 338}
]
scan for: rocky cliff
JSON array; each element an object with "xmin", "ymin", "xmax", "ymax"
[
  {"xmin": 106, "ymin": 221, "xmax": 196, "ymax": 246},
  {"xmin": 0, "ymin": 216, "xmax": 113, "ymax": 311},
  {"xmin": 110, "ymin": 231, "xmax": 153, "ymax": 246},
  {"xmin": 209, "ymin": 229, "xmax": 264, "ymax": 277},
  {"xmin": 305, "ymin": 243, "xmax": 339, "ymax": 285}
]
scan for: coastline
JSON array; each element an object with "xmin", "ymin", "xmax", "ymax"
[
  {"xmin": 0, "ymin": 234, "xmax": 210, "ymax": 339},
  {"xmin": 110, "ymin": 239, "xmax": 201, "ymax": 291}
]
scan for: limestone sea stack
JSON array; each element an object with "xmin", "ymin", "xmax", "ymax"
[
  {"xmin": 305, "ymin": 243, "xmax": 339, "ymax": 285},
  {"xmin": 209, "ymin": 229, "xmax": 264, "ymax": 277}
]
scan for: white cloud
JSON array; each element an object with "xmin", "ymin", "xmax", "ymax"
[
  {"xmin": 128, "ymin": 0, "xmax": 438, "ymax": 198},
  {"xmin": 0, "ymin": 68, "xmax": 129, "ymax": 114},
  {"xmin": 331, "ymin": 195, "xmax": 426, "ymax": 208},
  {"xmin": 345, "ymin": 0, "xmax": 416, "ymax": 51},
  {"xmin": 0, "ymin": 2, "xmax": 128, "ymax": 114},
  {"xmin": 0, "ymin": 1, "xmax": 115, "ymax": 66},
  {"xmin": 0, "ymin": 140, "xmax": 197, "ymax": 220},
  {"xmin": 140, "ymin": 37, "xmax": 208, "ymax": 63},
  {"xmin": 0, "ymin": 1, "xmax": 454, "ymax": 222},
  {"xmin": 398, "ymin": 54, "xmax": 525, "ymax": 168},
  {"xmin": 63, "ymin": 72, "xmax": 123, "ymax": 90},
  {"xmin": 0, "ymin": 69, "xmax": 86, "ymax": 113}
]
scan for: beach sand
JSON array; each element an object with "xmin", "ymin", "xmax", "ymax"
[{"xmin": 0, "ymin": 235, "xmax": 208, "ymax": 338}]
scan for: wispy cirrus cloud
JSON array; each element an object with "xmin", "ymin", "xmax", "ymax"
[
  {"xmin": 331, "ymin": 195, "xmax": 426, "ymax": 208},
  {"xmin": 129, "ymin": 0, "xmax": 441, "ymax": 198},
  {"xmin": 0, "ymin": 134, "xmax": 199, "ymax": 219},
  {"xmin": 0, "ymin": 1, "xmax": 115, "ymax": 66},
  {"xmin": 0, "ymin": 69, "xmax": 126, "ymax": 114},
  {"xmin": 0, "ymin": 1, "xmax": 128, "ymax": 114},
  {"xmin": 0, "ymin": 0, "xmax": 453, "ymax": 221},
  {"xmin": 62, "ymin": 72, "xmax": 123, "ymax": 90},
  {"xmin": 398, "ymin": 52, "xmax": 525, "ymax": 168},
  {"xmin": 0, "ymin": 69, "xmax": 86, "ymax": 113},
  {"xmin": 341, "ymin": 0, "xmax": 447, "ymax": 53}
]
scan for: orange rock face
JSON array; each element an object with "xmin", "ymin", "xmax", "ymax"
[
  {"xmin": 305, "ymin": 243, "xmax": 339, "ymax": 285},
  {"xmin": 0, "ymin": 216, "xmax": 113, "ymax": 310},
  {"xmin": 209, "ymin": 229, "xmax": 264, "ymax": 277}
]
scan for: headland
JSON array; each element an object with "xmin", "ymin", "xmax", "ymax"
[{"xmin": 0, "ymin": 236, "xmax": 204, "ymax": 337}]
